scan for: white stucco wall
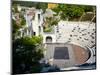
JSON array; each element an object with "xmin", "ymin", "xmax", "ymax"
[{"xmin": 32, "ymin": 10, "xmax": 44, "ymax": 36}]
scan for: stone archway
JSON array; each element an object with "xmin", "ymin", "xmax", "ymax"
[{"xmin": 46, "ymin": 36, "xmax": 52, "ymax": 43}]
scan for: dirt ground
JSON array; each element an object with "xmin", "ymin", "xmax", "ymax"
[{"xmin": 72, "ymin": 44, "xmax": 90, "ymax": 65}]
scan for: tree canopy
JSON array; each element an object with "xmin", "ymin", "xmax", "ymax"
[
  {"xmin": 52, "ymin": 4, "xmax": 95, "ymax": 20},
  {"xmin": 13, "ymin": 36, "xmax": 44, "ymax": 74}
]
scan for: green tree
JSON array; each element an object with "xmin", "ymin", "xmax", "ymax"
[
  {"xmin": 12, "ymin": 4, "xmax": 19, "ymax": 13},
  {"xmin": 12, "ymin": 13, "xmax": 26, "ymax": 39},
  {"xmin": 12, "ymin": 19, "xmax": 20, "ymax": 40},
  {"xmin": 36, "ymin": 3, "xmax": 48, "ymax": 12},
  {"xmin": 13, "ymin": 36, "xmax": 44, "ymax": 74},
  {"xmin": 43, "ymin": 17, "xmax": 59, "ymax": 32},
  {"xmin": 52, "ymin": 4, "xmax": 95, "ymax": 21},
  {"xmin": 20, "ymin": 15, "xmax": 26, "ymax": 26}
]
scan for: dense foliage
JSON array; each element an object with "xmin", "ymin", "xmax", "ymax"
[
  {"xmin": 13, "ymin": 1, "xmax": 48, "ymax": 12},
  {"xmin": 43, "ymin": 17, "xmax": 59, "ymax": 32},
  {"xmin": 52, "ymin": 4, "xmax": 95, "ymax": 20},
  {"xmin": 13, "ymin": 36, "xmax": 44, "ymax": 74}
]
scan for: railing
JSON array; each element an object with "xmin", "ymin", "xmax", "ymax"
[{"xmin": 85, "ymin": 45, "xmax": 96, "ymax": 64}]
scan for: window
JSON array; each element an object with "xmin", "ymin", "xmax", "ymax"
[
  {"xmin": 38, "ymin": 14, "xmax": 40, "ymax": 21},
  {"xmin": 33, "ymin": 32, "xmax": 36, "ymax": 36},
  {"xmin": 46, "ymin": 36, "xmax": 52, "ymax": 43},
  {"xmin": 39, "ymin": 26, "xmax": 41, "ymax": 32}
]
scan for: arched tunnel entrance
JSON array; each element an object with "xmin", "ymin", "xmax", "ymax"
[{"xmin": 46, "ymin": 36, "xmax": 52, "ymax": 43}]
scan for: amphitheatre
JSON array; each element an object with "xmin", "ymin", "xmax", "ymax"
[{"xmin": 12, "ymin": 1, "xmax": 96, "ymax": 72}]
